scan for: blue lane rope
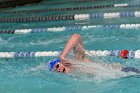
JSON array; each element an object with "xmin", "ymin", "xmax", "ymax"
[
  {"xmin": 0, "ymin": 24, "xmax": 140, "ymax": 34},
  {"xmin": 0, "ymin": 50, "xmax": 139, "ymax": 58},
  {"xmin": 0, "ymin": 11, "xmax": 140, "ymax": 23}
]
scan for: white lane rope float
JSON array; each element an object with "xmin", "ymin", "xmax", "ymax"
[{"xmin": 0, "ymin": 50, "xmax": 140, "ymax": 58}]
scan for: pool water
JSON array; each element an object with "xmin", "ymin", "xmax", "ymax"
[{"xmin": 0, "ymin": 0, "xmax": 140, "ymax": 93}]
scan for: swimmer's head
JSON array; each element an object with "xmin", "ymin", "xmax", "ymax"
[{"xmin": 49, "ymin": 59, "xmax": 66, "ymax": 73}]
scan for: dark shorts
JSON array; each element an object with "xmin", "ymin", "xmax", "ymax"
[{"xmin": 121, "ymin": 67, "xmax": 140, "ymax": 73}]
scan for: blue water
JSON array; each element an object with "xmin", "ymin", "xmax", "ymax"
[{"xmin": 0, "ymin": 0, "xmax": 140, "ymax": 93}]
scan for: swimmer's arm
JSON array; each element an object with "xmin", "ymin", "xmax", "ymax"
[
  {"xmin": 60, "ymin": 33, "xmax": 83, "ymax": 65},
  {"xmin": 61, "ymin": 34, "xmax": 83, "ymax": 58}
]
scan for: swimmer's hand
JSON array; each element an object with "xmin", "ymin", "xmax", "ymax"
[{"xmin": 60, "ymin": 56, "xmax": 72, "ymax": 66}]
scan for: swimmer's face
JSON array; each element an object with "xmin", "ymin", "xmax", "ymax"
[{"xmin": 54, "ymin": 63, "xmax": 66, "ymax": 73}]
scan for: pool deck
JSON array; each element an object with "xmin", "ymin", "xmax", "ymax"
[{"xmin": 0, "ymin": 0, "xmax": 43, "ymax": 8}]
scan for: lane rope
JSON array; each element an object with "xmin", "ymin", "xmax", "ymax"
[
  {"xmin": 0, "ymin": 11, "xmax": 140, "ymax": 23},
  {"xmin": 39, "ymin": 0, "xmax": 109, "ymax": 5},
  {"xmin": 0, "ymin": 50, "xmax": 139, "ymax": 58},
  {"xmin": 0, "ymin": 24, "xmax": 140, "ymax": 34},
  {"xmin": 0, "ymin": 3, "xmax": 139, "ymax": 14}
]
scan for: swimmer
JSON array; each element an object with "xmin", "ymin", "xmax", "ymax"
[{"xmin": 49, "ymin": 33, "xmax": 140, "ymax": 74}]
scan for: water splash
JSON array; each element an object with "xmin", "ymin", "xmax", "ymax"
[
  {"xmin": 67, "ymin": 49, "xmax": 137, "ymax": 82},
  {"xmin": 69, "ymin": 60, "xmax": 137, "ymax": 83}
]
